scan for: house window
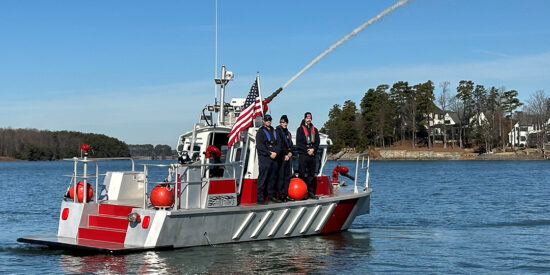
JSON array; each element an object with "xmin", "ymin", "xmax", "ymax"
[
  {"xmin": 444, "ymin": 120, "xmax": 451, "ymax": 124},
  {"xmin": 520, "ymin": 127, "xmax": 528, "ymax": 131},
  {"xmin": 520, "ymin": 136, "xmax": 526, "ymax": 141}
]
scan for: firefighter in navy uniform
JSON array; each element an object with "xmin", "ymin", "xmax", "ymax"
[
  {"xmin": 296, "ymin": 112, "xmax": 320, "ymax": 199},
  {"xmin": 255, "ymin": 114, "xmax": 282, "ymax": 204},
  {"xmin": 275, "ymin": 115, "xmax": 294, "ymax": 202}
]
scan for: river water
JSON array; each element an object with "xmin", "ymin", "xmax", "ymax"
[{"xmin": 1, "ymin": 160, "xmax": 549, "ymax": 274}]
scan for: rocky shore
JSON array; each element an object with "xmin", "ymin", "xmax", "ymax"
[
  {"xmin": 328, "ymin": 148, "xmax": 548, "ymax": 161},
  {"xmin": 0, "ymin": 156, "xmax": 21, "ymax": 161}
]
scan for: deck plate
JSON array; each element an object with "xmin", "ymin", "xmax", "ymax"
[{"xmin": 17, "ymin": 235, "xmax": 172, "ymax": 254}]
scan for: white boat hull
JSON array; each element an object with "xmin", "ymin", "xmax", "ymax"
[{"xmin": 19, "ymin": 191, "xmax": 370, "ymax": 253}]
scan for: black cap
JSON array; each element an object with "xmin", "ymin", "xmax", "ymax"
[
  {"xmin": 304, "ymin": 112, "xmax": 312, "ymax": 119},
  {"xmin": 263, "ymin": 114, "xmax": 272, "ymax": 121},
  {"xmin": 280, "ymin": 115, "xmax": 288, "ymax": 123}
]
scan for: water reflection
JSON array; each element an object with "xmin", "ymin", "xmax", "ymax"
[
  {"xmin": 61, "ymin": 254, "xmax": 128, "ymax": 274},
  {"xmin": 59, "ymin": 232, "xmax": 373, "ymax": 274}
]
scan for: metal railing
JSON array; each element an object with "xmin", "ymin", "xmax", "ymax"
[
  {"xmin": 353, "ymin": 153, "xmax": 371, "ymax": 194},
  {"xmin": 63, "ymin": 157, "xmax": 135, "ymax": 203},
  {"xmin": 141, "ymin": 161, "xmax": 243, "ymax": 210}
]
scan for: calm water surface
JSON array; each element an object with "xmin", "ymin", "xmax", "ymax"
[{"xmin": 1, "ymin": 160, "xmax": 549, "ymax": 274}]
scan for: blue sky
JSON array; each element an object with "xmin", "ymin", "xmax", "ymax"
[{"xmin": 1, "ymin": 0, "xmax": 549, "ymax": 147}]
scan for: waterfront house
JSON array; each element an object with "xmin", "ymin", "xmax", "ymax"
[
  {"xmin": 469, "ymin": 112, "xmax": 489, "ymax": 126},
  {"xmin": 428, "ymin": 107, "xmax": 460, "ymax": 143},
  {"xmin": 507, "ymin": 115, "xmax": 550, "ymax": 147}
]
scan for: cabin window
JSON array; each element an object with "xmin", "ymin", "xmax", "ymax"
[
  {"xmin": 207, "ymin": 133, "xmax": 230, "ymax": 178},
  {"xmin": 208, "ymin": 133, "xmax": 229, "ymax": 162},
  {"xmin": 234, "ymin": 148, "xmax": 242, "ymax": 161}
]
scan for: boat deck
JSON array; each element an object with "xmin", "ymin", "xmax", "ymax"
[{"xmin": 17, "ymin": 235, "xmax": 171, "ymax": 254}]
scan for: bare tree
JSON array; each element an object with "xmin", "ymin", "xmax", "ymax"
[
  {"xmin": 498, "ymin": 86, "xmax": 506, "ymax": 150},
  {"xmin": 526, "ymin": 90, "xmax": 549, "ymax": 150},
  {"xmin": 449, "ymin": 96, "xmax": 465, "ymax": 148},
  {"xmin": 438, "ymin": 81, "xmax": 451, "ymax": 148}
]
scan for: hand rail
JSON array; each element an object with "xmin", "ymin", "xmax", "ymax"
[
  {"xmin": 353, "ymin": 153, "xmax": 370, "ymax": 194},
  {"xmin": 64, "ymin": 157, "xmax": 136, "ymax": 204},
  {"xmin": 63, "ymin": 157, "xmax": 135, "ymax": 171},
  {"xmin": 141, "ymin": 161, "xmax": 243, "ymax": 210}
]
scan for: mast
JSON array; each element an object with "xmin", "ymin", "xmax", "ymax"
[{"xmin": 214, "ymin": 65, "xmax": 234, "ymax": 126}]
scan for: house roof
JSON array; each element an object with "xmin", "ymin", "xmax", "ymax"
[
  {"xmin": 518, "ymin": 116, "xmax": 533, "ymax": 126},
  {"xmin": 447, "ymin": 112, "xmax": 460, "ymax": 123},
  {"xmin": 432, "ymin": 105, "xmax": 445, "ymax": 114}
]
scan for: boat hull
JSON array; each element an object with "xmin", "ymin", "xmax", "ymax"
[{"xmin": 18, "ymin": 191, "xmax": 371, "ymax": 254}]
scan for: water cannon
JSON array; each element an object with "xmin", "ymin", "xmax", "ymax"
[{"xmin": 332, "ymin": 164, "xmax": 354, "ymax": 184}]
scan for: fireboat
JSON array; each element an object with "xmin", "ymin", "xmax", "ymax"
[{"xmin": 17, "ymin": 66, "xmax": 372, "ymax": 254}]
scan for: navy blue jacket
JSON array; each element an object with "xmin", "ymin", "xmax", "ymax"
[
  {"xmin": 256, "ymin": 125, "xmax": 281, "ymax": 158},
  {"xmin": 275, "ymin": 125, "xmax": 293, "ymax": 155}
]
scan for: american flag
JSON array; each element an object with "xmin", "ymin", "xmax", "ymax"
[{"xmin": 228, "ymin": 77, "xmax": 264, "ymax": 147}]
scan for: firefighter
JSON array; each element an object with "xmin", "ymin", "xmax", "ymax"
[
  {"xmin": 255, "ymin": 114, "xmax": 281, "ymax": 204},
  {"xmin": 275, "ymin": 115, "xmax": 294, "ymax": 202},
  {"xmin": 296, "ymin": 112, "xmax": 320, "ymax": 199}
]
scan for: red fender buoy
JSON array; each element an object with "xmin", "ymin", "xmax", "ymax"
[
  {"xmin": 288, "ymin": 178, "xmax": 308, "ymax": 200},
  {"xmin": 69, "ymin": 181, "xmax": 93, "ymax": 202},
  {"xmin": 150, "ymin": 184, "xmax": 174, "ymax": 207}
]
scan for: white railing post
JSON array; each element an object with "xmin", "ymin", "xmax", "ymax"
[
  {"xmin": 353, "ymin": 156, "xmax": 359, "ymax": 194},
  {"xmin": 95, "ymin": 163, "xmax": 99, "ymax": 202},
  {"xmin": 83, "ymin": 155, "xmax": 88, "ymax": 203},
  {"xmin": 174, "ymin": 164, "xmax": 179, "ymax": 211},
  {"xmin": 365, "ymin": 156, "xmax": 370, "ymax": 190},
  {"xmin": 143, "ymin": 166, "xmax": 148, "ymax": 209},
  {"xmin": 73, "ymin": 157, "xmax": 78, "ymax": 203}
]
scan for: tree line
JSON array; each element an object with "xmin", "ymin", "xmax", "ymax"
[
  {"xmin": 0, "ymin": 128, "xmax": 130, "ymax": 160},
  {"xmin": 321, "ymin": 80, "xmax": 549, "ymax": 153},
  {"xmin": 127, "ymin": 144, "xmax": 173, "ymax": 158}
]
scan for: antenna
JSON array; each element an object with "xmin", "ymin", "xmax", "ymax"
[{"xmin": 214, "ymin": 0, "xmax": 219, "ymax": 105}]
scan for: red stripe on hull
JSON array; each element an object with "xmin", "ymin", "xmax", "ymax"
[
  {"xmin": 78, "ymin": 227, "xmax": 127, "ymax": 243},
  {"xmin": 98, "ymin": 204, "xmax": 135, "ymax": 217},
  {"xmin": 240, "ymin": 178, "xmax": 258, "ymax": 204},
  {"xmin": 321, "ymin": 198, "xmax": 358, "ymax": 233},
  {"xmin": 89, "ymin": 215, "xmax": 129, "ymax": 230},
  {"xmin": 208, "ymin": 179, "xmax": 236, "ymax": 194}
]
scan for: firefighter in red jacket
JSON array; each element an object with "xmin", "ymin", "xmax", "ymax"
[{"xmin": 295, "ymin": 112, "xmax": 320, "ymax": 199}]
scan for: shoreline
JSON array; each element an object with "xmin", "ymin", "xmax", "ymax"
[
  {"xmin": 0, "ymin": 156, "xmax": 177, "ymax": 162},
  {"xmin": 328, "ymin": 148, "xmax": 548, "ymax": 161},
  {"xmin": 2, "ymin": 150, "xmax": 547, "ymax": 162},
  {"xmin": 0, "ymin": 156, "xmax": 22, "ymax": 162}
]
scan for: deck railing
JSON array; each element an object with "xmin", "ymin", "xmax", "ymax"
[
  {"xmin": 141, "ymin": 161, "xmax": 243, "ymax": 210},
  {"xmin": 64, "ymin": 157, "xmax": 135, "ymax": 203},
  {"xmin": 353, "ymin": 153, "xmax": 370, "ymax": 194}
]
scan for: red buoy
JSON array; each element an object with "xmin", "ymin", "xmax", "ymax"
[
  {"xmin": 69, "ymin": 181, "xmax": 93, "ymax": 202},
  {"xmin": 150, "ymin": 184, "xmax": 174, "ymax": 207},
  {"xmin": 288, "ymin": 178, "xmax": 308, "ymax": 200}
]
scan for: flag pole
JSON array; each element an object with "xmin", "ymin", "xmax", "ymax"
[{"xmin": 254, "ymin": 74, "xmax": 262, "ymax": 131}]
